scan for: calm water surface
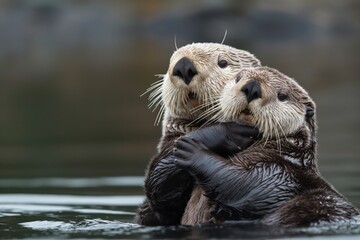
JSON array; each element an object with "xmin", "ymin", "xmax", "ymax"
[{"xmin": 1, "ymin": 176, "xmax": 359, "ymax": 239}]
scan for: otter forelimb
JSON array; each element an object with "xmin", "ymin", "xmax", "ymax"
[
  {"xmin": 136, "ymin": 145, "xmax": 194, "ymax": 226},
  {"xmin": 185, "ymin": 122, "xmax": 260, "ymax": 157},
  {"xmin": 174, "ymin": 137, "xmax": 297, "ymax": 221}
]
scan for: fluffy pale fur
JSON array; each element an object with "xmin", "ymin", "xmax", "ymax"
[{"xmin": 135, "ymin": 43, "xmax": 261, "ymax": 226}]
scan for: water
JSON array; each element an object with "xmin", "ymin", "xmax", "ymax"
[{"xmin": 1, "ymin": 177, "xmax": 359, "ymax": 239}]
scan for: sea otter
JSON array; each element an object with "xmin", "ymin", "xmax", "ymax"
[
  {"xmin": 135, "ymin": 43, "xmax": 261, "ymax": 226},
  {"xmin": 174, "ymin": 67, "xmax": 360, "ymax": 226}
]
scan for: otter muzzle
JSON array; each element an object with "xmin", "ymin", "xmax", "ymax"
[{"xmin": 241, "ymin": 79, "xmax": 262, "ymax": 103}]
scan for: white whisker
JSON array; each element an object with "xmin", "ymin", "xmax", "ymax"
[
  {"xmin": 140, "ymin": 79, "xmax": 164, "ymax": 97},
  {"xmin": 189, "ymin": 101, "xmax": 221, "ymax": 127},
  {"xmin": 174, "ymin": 34, "xmax": 178, "ymax": 50},
  {"xmin": 221, "ymin": 29, "xmax": 228, "ymax": 44},
  {"xmin": 148, "ymin": 93, "xmax": 162, "ymax": 109},
  {"xmin": 154, "ymin": 104, "xmax": 165, "ymax": 126},
  {"xmin": 197, "ymin": 105, "xmax": 221, "ymax": 121},
  {"xmin": 190, "ymin": 96, "xmax": 220, "ymax": 114},
  {"xmin": 154, "ymin": 74, "xmax": 165, "ymax": 78}
]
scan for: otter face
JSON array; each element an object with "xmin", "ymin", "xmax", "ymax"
[
  {"xmin": 149, "ymin": 43, "xmax": 260, "ymax": 123},
  {"xmin": 220, "ymin": 67, "xmax": 316, "ymax": 139}
]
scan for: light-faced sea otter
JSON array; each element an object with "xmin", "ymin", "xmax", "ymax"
[
  {"xmin": 174, "ymin": 67, "xmax": 360, "ymax": 226},
  {"xmin": 135, "ymin": 43, "xmax": 261, "ymax": 226}
]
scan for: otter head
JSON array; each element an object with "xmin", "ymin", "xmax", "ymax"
[
  {"xmin": 220, "ymin": 67, "xmax": 316, "ymax": 139},
  {"xmin": 145, "ymin": 43, "xmax": 261, "ymax": 126}
]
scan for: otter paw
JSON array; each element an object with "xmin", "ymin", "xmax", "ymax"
[
  {"xmin": 173, "ymin": 137, "xmax": 207, "ymax": 169},
  {"xmin": 226, "ymin": 122, "xmax": 261, "ymax": 150}
]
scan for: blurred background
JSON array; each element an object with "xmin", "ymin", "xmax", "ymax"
[{"xmin": 0, "ymin": 0, "xmax": 359, "ymax": 204}]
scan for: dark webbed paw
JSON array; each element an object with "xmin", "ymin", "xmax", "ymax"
[
  {"xmin": 173, "ymin": 137, "xmax": 208, "ymax": 169},
  {"xmin": 225, "ymin": 122, "xmax": 261, "ymax": 150},
  {"xmin": 173, "ymin": 137, "xmax": 231, "ymax": 196},
  {"xmin": 185, "ymin": 122, "xmax": 261, "ymax": 156}
]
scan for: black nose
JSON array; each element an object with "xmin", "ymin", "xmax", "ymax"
[
  {"xmin": 241, "ymin": 79, "xmax": 262, "ymax": 103},
  {"xmin": 172, "ymin": 57, "xmax": 197, "ymax": 85}
]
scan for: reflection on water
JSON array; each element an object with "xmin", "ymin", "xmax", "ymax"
[
  {"xmin": 20, "ymin": 220, "xmax": 155, "ymax": 234},
  {"xmin": 0, "ymin": 176, "xmax": 144, "ymax": 188},
  {"xmin": 0, "ymin": 177, "xmax": 359, "ymax": 239},
  {"xmin": 0, "ymin": 176, "xmax": 144, "ymax": 238},
  {"xmin": 0, "ymin": 194, "xmax": 143, "ymax": 208},
  {"xmin": 1, "ymin": 204, "xmax": 133, "ymax": 215}
]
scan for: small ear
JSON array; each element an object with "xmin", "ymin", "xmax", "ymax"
[{"xmin": 305, "ymin": 106, "xmax": 314, "ymax": 118}]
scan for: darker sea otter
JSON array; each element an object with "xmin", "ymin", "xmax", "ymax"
[
  {"xmin": 174, "ymin": 67, "xmax": 360, "ymax": 226},
  {"xmin": 135, "ymin": 43, "xmax": 261, "ymax": 226}
]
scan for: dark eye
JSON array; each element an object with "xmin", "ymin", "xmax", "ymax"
[
  {"xmin": 218, "ymin": 60, "xmax": 228, "ymax": 68},
  {"xmin": 278, "ymin": 92, "xmax": 288, "ymax": 101}
]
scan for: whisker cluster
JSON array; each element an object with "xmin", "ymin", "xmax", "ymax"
[
  {"xmin": 255, "ymin": 107, "xmax": 288, "ymax": 155},
  {"xmin": 189, "ymin": 96, "xmax": 222, "ymax": 128},
  {"xmin": 140, "ymin": 75, "xmax": 165, "ymax": 125}
]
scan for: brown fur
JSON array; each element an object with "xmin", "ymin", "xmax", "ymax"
[
  {"xmin": 174, "ymin": 67, "xmax": 359, "ymax": 226},
  {"xmin": 135, "ymin": 43, "xmax": 260, "ymax": 226},
  {"xmin": 182, "ymin": 186, "xmax": 212, "ymax": 225}
]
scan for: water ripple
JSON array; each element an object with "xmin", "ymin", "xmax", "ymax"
[
  {"xmin": 19, "ymin": 219, "xmax": 162, "ymax": 236},
  {"xmin": 0, "ymin": 194, "xmax": 144, "ymax": 206},
  {"xmin": 0, "ymin": 176, "xmax": 144, "ymax": 188},
  {"xmin": 0, "ymin": 204, "xmax": 135, "ymax": 215}
]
